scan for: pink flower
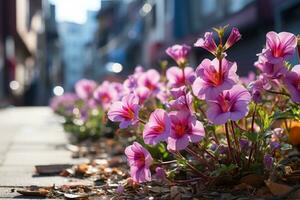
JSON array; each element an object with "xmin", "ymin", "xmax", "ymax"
[
  {"xmin": 156, "ymin": 85, "xmax": 169, "ymax": 104},
  {"xmin": 167, "ymin": 111, "xmax": 205, "ymax": 151},
  {"xmin": 124, "ymin": 75, "xmax": 138, "ymax": 92},
  {"xmin": 166, "ymin": 66, "xmax": 195, "ymax": 88},
  {"xmin": 166, "ymin": 44, "xmax": 191, "ymax": 66},
  {"xmin": 93, "ymin": 81, "xmax": 118, "ymax": 110},
  {"xmin": 134, "ymin": 86, "xmax": 151, "ymax": 104},
  {"xmin": 262, "ymin": 31, "xmax": 297, "ymax": 64},
  {"xmin": 170, "ymin": 86, "xmax": 186, "ymax": 98},
  {"xmin": 284, "ymin": 65, "xmax": 300, "ymax": 103},
  {"xmin": 50, "ymin": 93, "xmax": 78, "ymax": 112},
  {"xmin": 206, "ymin": 85, "xmax": 251, "ymax": 125},
  {"xmin": 168, "ymin": 92, "xmax": 192, "ymax": 111},
  {"xmin": 225, "ymin": 27, "xmax": 241, "ymax": 49},
  {"xmin": 125, "ymin": 142, "xmax": 153, "ymax": 183},
  {"xmin": 194, "ymin": 32, "xmax": 217, "ymax": 55},
  {"xmin": 154, "ymin": 167, "xmax": 166, "ymax": 181},
  {"xmin": 254, "ymin": 56, "xmax": 287, "ymax": 80},
  {"xmin": 248, "ymin": 76, "xmax": 271, "ymax": 103},
  {"xmin": 137, "ymin": 69, "xmax": 160, "ymax": 92},
  {"xmin": 115, "ymin": 185, "xmax": 124, "ymax": 194},
  {"xmin": 264, "ymin": 154, "xmax": 273, "ymax": 170},
  {"xmin": 240, "ymin": 71, "xmax": 256, "ymax": 86},
  {"xmin": 192, "ymin": 58, "xmax": 239, "ymax": 99},
  {"xmin": 75, "ymin": 79, "xmax": 97, "ymax": 99},
  {"xmin": 134, "ymin": 65, "xmax": 144, "ymax": 75},
  {"xmin": 111, "ymin": 82, "xmax": 124, "ymax": 94},
  {"xmin": 107, "ymin": 94, "xmax": 140, "ymax": 129},
  {"xmin": 143, "ymin": 109, "xmax": 171, "ymax": 145}
]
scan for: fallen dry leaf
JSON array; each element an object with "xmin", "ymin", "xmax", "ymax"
[
  {"xmin": 233, "ymin": 183, "xmax": 253, "ymax": 192},
  {"xmin": 265, "ymin": 180, "xmax": 292, "ymax": 196},
  {"xmin": 240, "ymin": 174, "xmax": 265, "ymax": 188},
  {"xmin": 76, "ymin": 163, "xmax": 89, "ymax": 175},
  {"xmin": 170, "ymin": 186, "xmax": 182, "ymax": 200},
  {"xmin": 35, "ymin": 164, "xmax": 73, "ymax": 175},
  {"xmin": 17, "ymin": 186, "xmax": 50, "ymax": 197},
  {"xmin": 64, "ymin": 192, "xmax": 91, "ymax": 199}
]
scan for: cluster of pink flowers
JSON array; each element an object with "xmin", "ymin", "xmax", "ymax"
[
  {"xmin": 250, "ymin": 32, "xmax": 298, "ymax": 103},
  {"xmin": 105, "ymin": 27, "xmax": 300, "ymax": 183},
  {"xmin": 52, "ymin": 26, "xmax": 300, "ymax": 185}
]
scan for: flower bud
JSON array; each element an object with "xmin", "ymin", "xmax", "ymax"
[
  {"xmin": 225, "ymin": 27, "xmax": 241, "ymax": 50},
  {"xmin": 194, "ymin": 32, "xmax": 217, "ymax": 55}
]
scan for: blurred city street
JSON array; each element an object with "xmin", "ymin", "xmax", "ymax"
[
  {"xmin": 0, "ymin": 0, "xmax": 299, "ymax": 199},
  {"xmin": 1, "ymin": 0, "xmax": 300, "ymax": 106},
  {"xmin": 0, "ymin": 107, "xmax": 90, "ymax": 198}
]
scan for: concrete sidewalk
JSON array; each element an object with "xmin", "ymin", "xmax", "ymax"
[{"xmin": 0, "ymin": 107, "xmax": 89, "ymax": 199}]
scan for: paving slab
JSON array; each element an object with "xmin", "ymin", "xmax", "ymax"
[{"xmin": 0, "ymin": 107, "xmax": 92, "ymax": 199}]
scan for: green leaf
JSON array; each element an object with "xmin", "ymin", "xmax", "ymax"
[
  {"xmin": 255, "ymin": 107, "xmax": 273, "ymax": 132},
  {"xmin": 211, "ymin": 164, "xmax": 238, "ymax": 176},
  {"xmin": 245, "ymin": 131, "xmax": 258, "ymax": 142}
]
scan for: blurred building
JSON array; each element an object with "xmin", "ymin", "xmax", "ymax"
[
  {"xmin": 58, "ymin": 10, "xmax": 98, "ymax": 92},
  {"xmin": 44, "ymin": 2, "xmax": 62, "ymax": 104},
  {"xmin": 0, "ymin": 0, "xmax": 61, "ymax": 106},
  {"xmin": 91, "ymin": 0, "xmax": 144, "ymax": 81},
  {"xmin": 92, "ymin": 0, "xmax": 300, "ymax": 79}
]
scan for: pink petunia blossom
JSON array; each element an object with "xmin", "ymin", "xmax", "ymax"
[
  {"xmin": 192, "ymin": 58, "xmax": 239, "ymax": 99},
  {"xmin": 165, "ymin": 44, "xmax": 191, "ymax": 65},
  {"xmin": 206, "ymin": 85, "xmax": 251, "ymax": 125},
  {"xmin": 134, "ymin": 86, "xmax": 151, "ymax": 104},
  {"xmin": 284, "ymin": 65, "xmax": 300, "ymax": 103},
  {"xmin": 143, "ymin": 109, "xmax": 171, "ymax": 145},
  {"xmin": 75, "ymin": 79, "xmax": 97, "ymax": 100},
  {"xmin": 166, "ymin": 66, "xmax": 195, "ymax": 88},
  {"xmin": 107, "ymin": 94, "xmax": 140, "ymax": 129},
  {"xmin": 194, "ymin": 32, "xmax": 218, "ymax": 55},
  {"xmin": 240, "ymin": 71, "xmax": 256, "ymax": 86},
  {"xmin": 137, "ymin": 69, "xmax": 160, "ymax": 92},
  {"xmin": 168, "ymin": 92, "xmax": 192, "ymax": 111},
  {"xmin": 93, "ymin": 81, "xmax": 119, "ymax": 110},
  {"xmin": 125, "ymin": 142, "xmax": 153, "ymax": 183},
  {"xmin": 156, "ymin": 85, "xmax": 170, "ymax": 104},
  {"xmin": 50, "ymin": 93, "xmax": 78, "ymax": 112},
  {"xmin": 262, "ymin": 31, "xmax": 297, "ymax": 64},
  {"xmin": 254, "ymin": 56, "xmax": 287, "ymax": 80},
  {"xmin": 167, "ymin": 111, "xmax": 205, "ymax": 151},
  {"xmin": 170, "ymin": 86, "xmax": 186, "ymax": 98},
  {"xmin": 224, "ymin": 27, "xmax": 241, "ymax": 50},
  {"xmin": 134, "ymin": 65, "xmax": 144, "ymax": 75},
  {"xmin": 154, "ymin": 167, "xmax": 167, "ymax": 181},
  {"xmin": 123, "ymin": 75, "xmax": 138, "ymax": 92}
]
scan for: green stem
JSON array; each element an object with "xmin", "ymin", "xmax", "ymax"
[
  {"xmin": 156, "ymin": 160, "xmax": 177, "ymax": 165},
  {"xmin": 248, "ymin": 104, "xmax": 257, "ymax": 168},
  {"xmin": 230, "ymin": 120, "xmax": 240, "ymax": 152},
  {"xmin": 138, "ymin": 118, "xmax": 146, "ymax": 124},
  {"xmin": 225, "ymin": 122, "xmax": 235, "ymax": 163},
  {"xmin": 265, "ymin": 90, "xmax": 290, "ymax": 97}
]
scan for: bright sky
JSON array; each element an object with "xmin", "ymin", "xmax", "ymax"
[{"xmin": 50, "ymin": 0, "xmax": 101, "ymax": 24}]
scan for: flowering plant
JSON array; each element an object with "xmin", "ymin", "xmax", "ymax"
[
  {"xmin": 51, "ymin": 27, "xmax": 300, "ymax": 188},
  {"xmin": 50, "ymin": 79, "xmax": 122, "ymax": 140},
  {"xmin": 107, "ymin": 27, "xmax": 300, "ymax": 184}
]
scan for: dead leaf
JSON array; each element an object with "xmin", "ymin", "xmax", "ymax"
[
  {"xmin": 35, "ymin": 164, "xmax": 73, "ymax": 175},
  {"xmin": 265, "ymin": 180, "xmax": 292, "ymax": 196},
  {"xmin": 256, "ymin": 186, "xmax": 272, "ymax": 198},
  {"xmin": 64, "ymin": 193, "xmax": 90, "ymax": 199},
  {"xmin": 170, "ymin": 186, "xmax": 181, "ymax": 200},
  {"xmin": 233, "ymin": 183, "xmax": 253, "ymax": 192},
  {"xmin": 77, "ymin": 163, "xmax": 89, "ymax": 174},
  {"xmin": 17, "ymin": 186, "xmax": 50, "ymax": 197},
  {"xmin": 240, "ymin": 174, "xmax": 265, "ymax": 188}
]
